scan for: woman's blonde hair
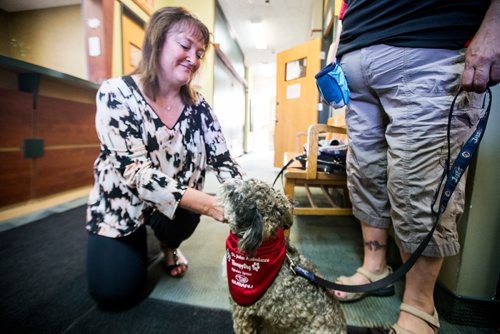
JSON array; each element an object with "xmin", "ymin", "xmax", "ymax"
[{"xmin": 135, "ymin": 7, "xmax": 210, "ymax": 105}]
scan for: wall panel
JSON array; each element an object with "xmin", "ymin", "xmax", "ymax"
[
  {"xmin": 0, "ymin": 58, "xmax": 99, "ymax": 208},
  {"xmin": 37, "ymin": 96, "xmax": 97, "ymax": 146},
  {"xmin": 0, "ymin": 88, "xmax": 33, "ymax": 147},
  {"xmin": 36, "ymin": 147, "xmax": 98, "ymax": 198},
  {"xmin": 0, "ymin": 152, "xmax": 31, "ymax": 206}
]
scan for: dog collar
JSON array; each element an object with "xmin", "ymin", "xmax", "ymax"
[{"xmin": 226, "ymin": 229, "xmax": 286, "ymax": 306}]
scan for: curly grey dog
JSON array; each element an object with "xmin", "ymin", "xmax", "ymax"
[{"xmin": 219, "ymin": 178, "xmax": 347, "ymax": 334}]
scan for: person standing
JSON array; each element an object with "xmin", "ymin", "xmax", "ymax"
[{"xmin": 328, "ymin": 1, "xmax": 499, "ymax": 333}]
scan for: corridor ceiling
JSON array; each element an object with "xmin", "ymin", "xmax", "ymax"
[{"xmin": 0, "ymin": 0, "xmax": 316, "ymax": 68}]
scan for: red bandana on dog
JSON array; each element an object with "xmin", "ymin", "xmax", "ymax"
[{"xmin": 226, "ymin": 229, "xmax": 286, "ymax": 306}]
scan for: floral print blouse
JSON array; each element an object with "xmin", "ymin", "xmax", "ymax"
[{"xmin": 86, "ymin": 76, "xmax": 243, "ymax": 238}]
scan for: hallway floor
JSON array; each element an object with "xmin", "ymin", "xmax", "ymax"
[{"xmin": 0, "ymin": 150, "xmax": 495, "ymax": 333}]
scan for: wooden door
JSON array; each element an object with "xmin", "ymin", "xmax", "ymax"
[
  {"xmin": 274, "ymin": 38, "xmax": 321, "ymax": 167},
  {"xmin": 122, "ymin": 13, "xmax": 145, "ymax": 75}
]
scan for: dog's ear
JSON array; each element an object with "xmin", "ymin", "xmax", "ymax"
[
  {"xmin": 219, "ymin": 179, "xmax": 264, "ymax": 256},
  {"xmin": 237, "ymin": 205, "xmax": 264, "ymax": 256}
]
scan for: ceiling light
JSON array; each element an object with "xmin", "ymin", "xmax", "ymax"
[{"xmin": 250, "ymin": 20, "xmax": 267, "ymax": 50}]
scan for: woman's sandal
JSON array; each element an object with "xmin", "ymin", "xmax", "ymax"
[
  {"xmin": 335, "ymin": 266, "xmax": 395, "ymax": 302},
  {"xmin": 164, "ymin": 248, "xmax": 189, "ymax": 278},
  {"xmin": 390, "ymin": 303, "xmax": 440, "ymax": 334}
]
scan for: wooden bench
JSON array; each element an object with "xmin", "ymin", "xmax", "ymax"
[{"xmin": 282, "ymin": 124, "xmax": 352, "ymax": 216}]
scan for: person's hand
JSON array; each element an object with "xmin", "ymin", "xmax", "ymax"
[
  {"xmin": 206, "ymin": 204, "xmax": 228, "ymax": 223},
  {"xmin": 179, "ymin": 188, "xmax": 228, "ymax": 223},
  {"xmin": 461, "ymin": 1, "xmax": 500, "ymax": 92},
  {"xmin": 204, "ymin": 194, "xmax": 228, "ymax": 223}
]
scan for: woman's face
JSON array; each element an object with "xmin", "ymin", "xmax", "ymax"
[{"xmin": 158, "ymin": 25, "xmax": 206, "ymax": 88}]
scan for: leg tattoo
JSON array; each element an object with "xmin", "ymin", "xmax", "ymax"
[{"xmin": 364, "ymin": 240, "xmax": 386, "ymax": 251}]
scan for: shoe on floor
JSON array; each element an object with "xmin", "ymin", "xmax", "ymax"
[
  {"xmin": 334, "ymin": 265, "xmax": 395, "ymax": 302},
  {"xmin": 390, "ymin": 303, "xmax": 440, "ymax": 334},
  {"xmin": 164, "ymin": 248, "xmax": 189, "ymax": 278}
]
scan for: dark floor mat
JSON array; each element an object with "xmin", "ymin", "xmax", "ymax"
[
  {"xmin": 0, "ymin": 206, "xmax": 94, "ymax": 334},
  {"xmin": 65, "ymin": 298, "xmax": 234, "ymax": 334}
]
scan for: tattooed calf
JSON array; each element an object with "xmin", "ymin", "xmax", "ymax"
[{"xmin": 364, "ymin": 240, "xmax": 386, "ymax": 251}]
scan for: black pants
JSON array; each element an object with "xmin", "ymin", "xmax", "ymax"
[{"xmin": 86, "ymin": 209, "xmax": 200, "ymax": 307}]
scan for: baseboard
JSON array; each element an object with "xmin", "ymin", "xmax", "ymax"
[{"xmin": 435, "ymin": 281, "xmax": 500, "ymax": 328}]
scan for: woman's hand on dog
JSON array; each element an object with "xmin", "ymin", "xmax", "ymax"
[
  {"xmin": 206, "ymin": 204, "xmax": 228, "ymax": 223},
  {"xmin": 179, "ymin": 188, "xmax": 228, "ymax": 223}
]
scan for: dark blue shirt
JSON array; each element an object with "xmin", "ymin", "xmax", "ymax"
[{"xmin": 337, "ymin": 0, "xmax": 490, "ymax": 59}]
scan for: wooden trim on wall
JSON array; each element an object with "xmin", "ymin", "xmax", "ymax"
[
  {"xmin": 82, "ymin": 0, "xmax": 115, "ymax": 83},
  {"xmin": 121, "ymin": 9, "xmax": 146, "ymax": 75},
  {"xmin": 132, "ymin": 0, "xmax": 155, "ymax": 15},
  {"xmin": 323, "ymin": 0, "xmax": 334, "ymax": 37}
]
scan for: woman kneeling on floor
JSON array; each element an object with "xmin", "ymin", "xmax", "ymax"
[{"xmin": 85, "ymin": 6, "xmax": 244, "ymax": 308}]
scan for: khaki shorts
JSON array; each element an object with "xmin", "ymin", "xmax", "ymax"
[{"xmin": 340, "ymin": 45, "xmax": 485, "ymax": 257}]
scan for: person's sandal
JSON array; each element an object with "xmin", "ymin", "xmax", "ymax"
[
  {"xmin": 390, "ymin": 303, "xmax": 440, "ymax": 334},
  {"xmin": 335, "ymin": 266, "xmax": 395, "ymax": 302},
  {"xmin": 164, "ymin": 248, "xmax": 189, "ymax": 278}
]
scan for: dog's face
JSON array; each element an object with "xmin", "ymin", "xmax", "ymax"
[{"xmin": 218, "ymin": 178, "xmax": 293, "ymax": 255}]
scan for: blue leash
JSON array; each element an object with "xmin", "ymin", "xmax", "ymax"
[{"xmin": 289, "ymin": 88, "xmax": 493, "ymax": 292}]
